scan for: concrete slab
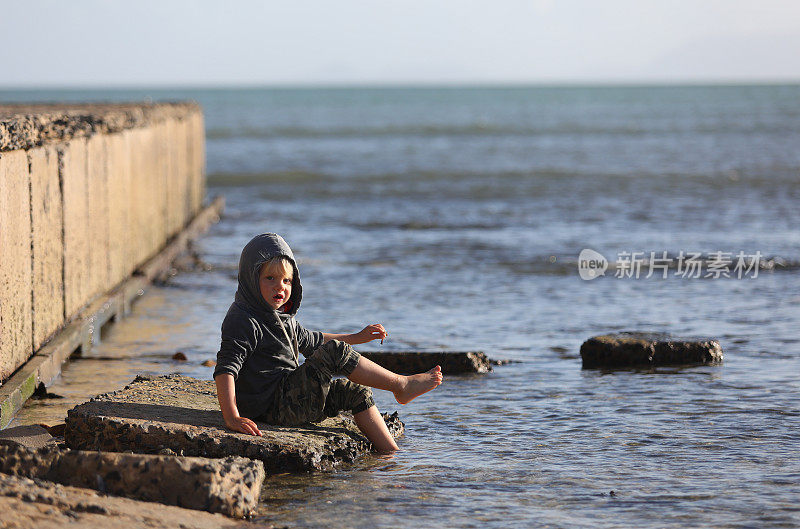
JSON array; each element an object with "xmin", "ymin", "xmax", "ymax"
[
  {"xmin": 123, "ymin": 128, "xmax": 143, "ymax": 266},
  {"xmin": 151, "ymin": 121, "xmax": 168, "ymax": 250},
  {"xmin": 0, "ymin": 473, "xmax": 260, "ymax": 528},
  {"xmin": 106, "ymin": 131, "xmax": 132, "ymax": 287},
  {"xmin": 65, "ymin": 374, "xmax": 404, "ymax": 472},
  {"xmin": 0, "ymin": 424, "xmax": 56, "ymax": 449},
  {"xmin": 188, "ymin": 111, "xmax": 205, "ymax": 213},
  {"xmin": 142, "ymin": 125, "xmax": 164, "ymax": 261},
  {"xmin": 60, "ymin": 137, "xmax": 91, "ymax": 319},
  {"xmin": 175, "ymin": 117, "xmax": 191, "ymax": 229},
  {"xmin": 0, "ymin": 444, "xmax": 264, "ymax": 517},
  {"xmin": 580, "ymin": 332, "xmax": 724, "ymax": 368},
  {"xmin": 359, "ymin": 350, "xmax": 493, "ymax": 374},
  {"xmin": 164, "ymin": 118, "xmax": 179, "ymax": 237},
  {"xmin": 87, "ymin": 134, "xmax": 111, "ymax": 299},
  {"xmin": 28, "ymin": 145, "xmax": 65, "ymax": 351},
  {"xmin": 0, "ymin": 149, "xmax": 33, "ymax": 381}
]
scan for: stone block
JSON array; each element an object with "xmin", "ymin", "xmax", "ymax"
[
  {"xmin": 580, "ymin": 332, "xmax": 724, "ymax": 368},
  {"xmin": 106, "ymin": 131, "xmax": 132, "ymax": 286},
  {"xmin": 360, "ymin": 350, "xmax": 493, "ymax": 374},
  {"xmin": 188, "ymin": 111, "xmax": 205, "ymax": 213},
  {"xmin": 65, "ymin": 374, "xmax": 404, "ymax": 472},
  {"xmin": 60, "ymin": 137, "xmax": 91, "ymax": 319},
  {"xmin": 28, "ymin": 145, "xmax": 65, "ymax": 350},
  {"xmin": 0, "ymin": 444, "xmax": 264, "ymax": 518},
  {"xmin": 87, "ymin": 134, "xmax": 111, "ymax": 299},
  {"xmin": 0, "ymin": 149, "xmax": 33, "ymax": 380},
  {"xmin": 0, "ymin": 473, "xmax": 258, "ymax": 528}
]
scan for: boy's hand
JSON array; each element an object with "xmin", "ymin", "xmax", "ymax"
[
  {"xmin": 357, "ymin": 323, "xmax": 388, "ymax": 344},
  {"xmin": 226, "ymin": 416, "xmax": 262, "ymax": 436}
]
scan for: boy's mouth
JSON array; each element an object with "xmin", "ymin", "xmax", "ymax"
[{"xmin": 274, "ymin": 294, "xmax": 285, "ymax": 302}]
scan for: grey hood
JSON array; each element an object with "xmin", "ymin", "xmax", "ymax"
[{"xmin": 234, "ymin": 233, "xmax": 303, "ymax": 317}]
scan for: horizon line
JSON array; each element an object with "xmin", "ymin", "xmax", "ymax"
[{"xmin": 2, "ymin": 78, "xmax": 800, "ymax": 91}]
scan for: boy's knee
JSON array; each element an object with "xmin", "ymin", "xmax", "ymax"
[
  {"xmin": 349, "ymin": 382, "xmax": 374, "ymax": 415},
  {"xmin": 326, "ymin": 379, "xmax": 374, "ymax": 417},
  {"xmin": 308, "ymin": 340, "xmax": 360, "ymax": 377},
  {"xmin": 352, "ymin": 381, "xmax": 372, "ymax": 401}
]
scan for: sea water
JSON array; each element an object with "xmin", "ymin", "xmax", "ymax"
[{"xmin": 6, "ymin": 85, "xmax": 800, "ymax": 528}]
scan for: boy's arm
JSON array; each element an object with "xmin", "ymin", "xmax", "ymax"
[
  {"xmin": 214, "ymin": 373, "xmax": 262, "ymax": 437},
  {"xmin": 322, "ymin": 323, "xmax": 388, "ymax": 345}
]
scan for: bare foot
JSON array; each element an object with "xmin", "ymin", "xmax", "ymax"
[{"xmin": 394, "ymin": 366, "xmax": 443, "ymax": 405}]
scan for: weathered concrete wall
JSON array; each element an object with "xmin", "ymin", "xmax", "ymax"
[
  {"xmin": 0, "ymin": 150, "xmax": 33, "ymax": 380},
  {"xmin": 28, "ymin": 145, "xmax": 64, "ymax": 351},
  {"xmin": 0, "ymin": 103, "xmax": 205, "ymax": 382}
]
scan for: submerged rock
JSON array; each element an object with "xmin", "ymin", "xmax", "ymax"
[
  {"xmin": 65, "ymin": 374, "xmax": 404, "ymax": 472},
  {"xmin": 0, "ymin": 473, "xmax": 259, "ymax": 529},
  {"xmin": 580, "ymin": 332, "xmax": 723, "ymax": 368},
  {"xmin": 359, "ymin": 350, "xmax": 493, "ymax": 374},
  {"xmin": 0, "ymin": 443, "xmax": 263, "ymax": 518}
]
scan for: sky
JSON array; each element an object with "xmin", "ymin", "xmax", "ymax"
[{"xmin": 1, "ymin": 0, "xmax": 799, "ymax": 87}]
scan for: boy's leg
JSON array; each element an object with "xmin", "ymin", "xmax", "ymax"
[
  {"xmin": 347, "ymin": 355, "xmax": 443, "ymax": 405},
  {"xmin": 306, "ymin": 339, "xmax": 444, "ymax": 405},
  {"xmin": 321, "ymin": 378, "xmax": 374, "ymax": 417},
  {"xmin": 305, "ymin": 339, "xmax": 361, "ymax": 380},
  {"xmin": 353, "ymin": 406, "xmax": 399, "ymax": 453},
  {"xmin": 263, "ymin": 361, "xmax": 330, "ymax": 425},
  {"xmin": 324, "ymin": 379, "xmax": 398, "ymax": 453},
  {"xmin": 261, "ymin": 340, "xmax": 370, "ymax": 426}
]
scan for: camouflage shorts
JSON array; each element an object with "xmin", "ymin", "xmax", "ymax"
[{"xmin": 259, "ymin": 340, "xmax": 375, "ymax": 426}]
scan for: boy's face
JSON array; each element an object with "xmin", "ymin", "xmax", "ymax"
[{"xmin": 259, "ymin": 263, "xmax": 293, "ymax": 311}]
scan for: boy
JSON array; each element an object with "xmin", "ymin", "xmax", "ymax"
[{"xmin": 214, "ymin": 233, "xmax": 443, "ymax": 453}]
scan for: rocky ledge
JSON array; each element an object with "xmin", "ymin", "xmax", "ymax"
[
  {"xmin": 0, "ymin": 473, "xmax": 259, "ymax": 529},
  {"xmin": 0, "ymin": 442, "xmax": 263, "ymax": 518},
  {"xmin": 65, "ymin": 374, "xmax": 404, "ymax": 472},
  {"xmin": 359, "ymin": 350, "xmax": 494, "ymax": 374},
  {"xmin": 580, "ymin": 332, "xmax": 723, "ymax": 368}
]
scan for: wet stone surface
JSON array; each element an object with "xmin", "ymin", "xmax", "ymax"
[
  {"xmin": 580, "ymin": 332, "xmax": 724, "ymax": 368},
  {"xmin": 65, "ymin": 374, "xmax": 404, "ymax": 472}
]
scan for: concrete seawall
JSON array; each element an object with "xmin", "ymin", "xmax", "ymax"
[{"xmin": 0, "ymin": 103, "xmax": 205, "ymax": 384}]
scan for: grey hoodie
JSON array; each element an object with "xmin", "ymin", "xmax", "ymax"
[{"xmin": 214, "ymin": 233, "xmax": 324, "ymax": 419}]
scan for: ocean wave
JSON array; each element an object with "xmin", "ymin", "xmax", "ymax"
[
  {"xmin": 207, "ymin": 168, "xmax": 582, "ymax": 186},
  {"xmin": 206, "ymin": 122, "xmax": 800, "ymax": 140},
  {"xmin": 353, "ymin": 220, "xmax": 505, "ymax": 231},
  {"xmin": 207, "ymin": 168, "xmax": 800, "ymax": 187}
]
